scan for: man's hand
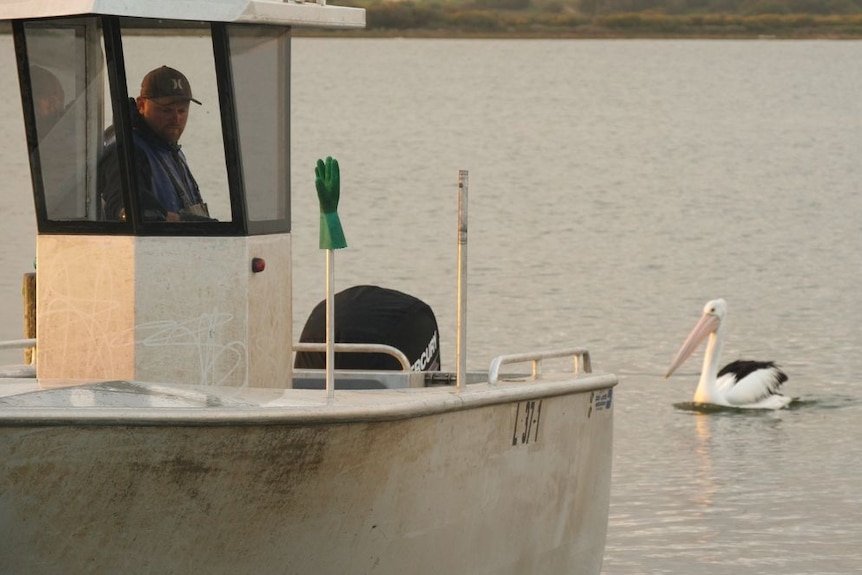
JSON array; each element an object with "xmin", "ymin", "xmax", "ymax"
[{"xmin": 315, "ymin": 156, "xmax": 347, "ymax": 249}]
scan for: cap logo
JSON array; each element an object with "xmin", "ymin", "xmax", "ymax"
[{"xmin": 141, "ymin": 66, "xmax": 201, "ymax": 105}]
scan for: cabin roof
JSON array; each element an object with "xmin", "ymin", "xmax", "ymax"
[{"xmin": 0, "ymin": 0, "xmax": 365, "ymax": 28}]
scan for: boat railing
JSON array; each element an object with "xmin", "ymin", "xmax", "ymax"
[
  {"xmin": 0, "ymin": 340, "xmax": 410, "ymax": 364},
  {"xmin": 0, "ymin": 338, "xmax": 36, "ymax": 351},
  {"xmin": 292, "ymin": 342, "xmax": 412, "ymax": 371},
  {"xmin": 4, "ymin": 339, "xmax": 594, "ymax": 386},
  {"xmin": 488, "ymin": 347, "xmax": 592, "ymax": 385},
  {"xmin": 0, "ymin": 339, "xmax": 412, "ymax": 380},
  {"xmin": 0, "ymin": 338, "xmax": 37, "ymax": 378}
]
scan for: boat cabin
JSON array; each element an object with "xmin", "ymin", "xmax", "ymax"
[{"xmin": 7, "ymin": 1, "xmax": 364, "ymax": 387}]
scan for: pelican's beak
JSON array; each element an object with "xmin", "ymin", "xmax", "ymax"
[{"xmin": 665, "ymin": 312, "xmax": 719, "ymax": 378}]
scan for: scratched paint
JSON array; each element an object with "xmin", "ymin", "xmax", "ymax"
[{"xmin": 136, "ymin": 313, "xmax": 248, "ymax": 386}]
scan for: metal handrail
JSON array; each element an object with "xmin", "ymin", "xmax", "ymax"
[
  {"xmin": 0, "ymin": 340, "xmax": 411, "ymax": 372},
  {"xmin": 488, "ymin": 347, "xmax": 592, "ymax": 385},
  {"xmin": 0, "ymin": 338, "xmax": 36, "ymax": 351},
  {"xmin": 293, "ymin": 342, "xmax": 411, "ymax": 371}
]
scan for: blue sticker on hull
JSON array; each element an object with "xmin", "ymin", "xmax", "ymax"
[{"xmin": 592, "ymin": 388, "xmax": 613, "ymax": 412}]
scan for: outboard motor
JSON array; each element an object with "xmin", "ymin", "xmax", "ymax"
[{"xmin": 295, "ymin": 285, "xmax": 440, "ymax": 372}]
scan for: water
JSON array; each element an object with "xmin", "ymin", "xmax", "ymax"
[{"xmin": 2, "ymin": 37, "xmax": 861, "ymax": 573}]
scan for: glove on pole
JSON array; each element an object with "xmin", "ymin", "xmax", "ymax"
[{"xmin": 315, "ymin": 156, "xmax": 347, "ymax": 249}]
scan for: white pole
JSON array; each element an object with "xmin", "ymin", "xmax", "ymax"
[
  {"xmin": 326, "ymin": 249, "xmax": 335, "ymax": 398},
  {"xmin": 456, "ymin": 170, "xmax": 468, "ymax": 391}
]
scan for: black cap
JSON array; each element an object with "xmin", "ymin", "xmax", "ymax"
[{"xmin": 140, "ymin": 66, "xmax": 201, "ymax": 105}]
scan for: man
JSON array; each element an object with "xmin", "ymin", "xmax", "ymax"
[
  {"xmin": 100, "ymin": 66, "xmax": 210, "ymax": 222},
  {"xmin": 29, "ymin": 65, "xmax": 65, "ymax": 135}
]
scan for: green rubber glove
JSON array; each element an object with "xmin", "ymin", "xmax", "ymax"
[{"xmin": 315, "ymin": 156, "xmax": 347, "ymax": 249}]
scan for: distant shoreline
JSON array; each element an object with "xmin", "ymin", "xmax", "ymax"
[
  {"xmin": 294, "ymin": 29, "xmax": 862, "ymax": 40},
  {"xmin": 2, "ymin": 21, "xmax": 859, "ymax": 41}
]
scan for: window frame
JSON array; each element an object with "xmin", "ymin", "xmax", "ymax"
[{"xmin": 14, "ymin": 16, "xmax": 293, "ymax": 237}]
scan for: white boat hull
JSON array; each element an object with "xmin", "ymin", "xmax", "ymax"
[{"xmin": 0, "ymin": 379, "xmax": 614, "ymax": 574}]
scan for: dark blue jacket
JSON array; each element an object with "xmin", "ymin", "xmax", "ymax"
[
  {"xmin": 132, "ymin": 127, "xmax": 202, "ymax": 216},
  {"xmin": 99, "ymin": 100, "xmax": 204, "ymax": 221}
]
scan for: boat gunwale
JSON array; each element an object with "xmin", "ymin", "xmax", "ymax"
[{"xmin": 0, "ymin": 374, "xmax": 617, "ymax": 427}]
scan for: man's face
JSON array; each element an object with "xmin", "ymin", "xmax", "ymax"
[
  {"xmin": 137, "ymin": 96, "xmax": 190, "ymax": 144},
  {"xmin": 36, "ymin": 93, "xmax": 64, "ymax": 121}
]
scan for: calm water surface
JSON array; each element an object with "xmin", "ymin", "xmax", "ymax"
[{"xmin": 1, "ymin": 37, "xmax": 860, "ymax": 574}]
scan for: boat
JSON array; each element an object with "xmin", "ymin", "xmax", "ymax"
[{"xmin": 0, "ymin": 2, "xmax": 618, "ymax": 573}]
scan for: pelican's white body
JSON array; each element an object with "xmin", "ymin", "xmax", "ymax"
[{"xmin": 666, "ymin": 299, "xmax": 791, "ymax": 409}]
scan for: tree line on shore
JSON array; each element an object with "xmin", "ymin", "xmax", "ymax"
[{"xmin": 333, "ymin": 0, "xmax": 862, "ymax": 37}]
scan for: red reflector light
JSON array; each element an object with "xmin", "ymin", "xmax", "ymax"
[{"xmin": 251, "ymin": 257, "xmax": 266, "ymax": 273}]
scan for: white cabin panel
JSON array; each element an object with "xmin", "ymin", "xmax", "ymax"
[
  {"xmin": 34, "ymin": 235, "xmax": 293, "ymax": 388},
  {"xmin": 246, "ymin": 234, "xmax": 292, "ymax": 389},
  {"xmin": 134, "ymin": 236, "xmax": 251, "ymax": 387},
  {"xmin": 36, "ymin": 234, "xmax": 137, "ymax": 381}
]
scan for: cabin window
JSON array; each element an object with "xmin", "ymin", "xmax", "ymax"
[
  {"xmin": 21, "ymin": 19, "xmax": 109, "ymax": 223},
  {"xmin": 17, "ymin": 18, "xmax": 292, "ymax": 235},
  {"xmin": 227, "ymin": 25, "xmax": 291, "ymax": 232},
  {"xmin": 108, "ymin": 22, "xmax": 232, "ymax": 225}
]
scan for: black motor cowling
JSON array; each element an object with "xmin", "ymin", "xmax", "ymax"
[{"xmin": 294, "ymin": 285, "xmax": 440, "ymax": 372}]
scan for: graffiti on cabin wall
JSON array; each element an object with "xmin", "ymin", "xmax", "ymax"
[
  {"xmin": 137, "ymin": 311, "xmax": 248, "ymax": 387},
  {"xmin": 38, "ymin": 269, "xmax": 136, "ymax": 378}
]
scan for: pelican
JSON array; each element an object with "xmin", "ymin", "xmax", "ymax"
[{"xmin": 665, "ymin": 298, "xmax": 791, "ymax": 409}]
